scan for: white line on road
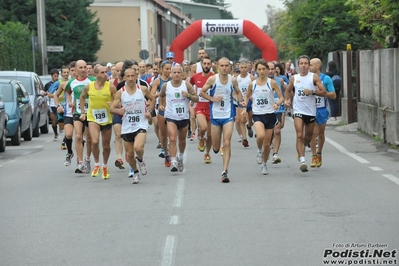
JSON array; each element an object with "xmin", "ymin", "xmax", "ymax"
[
  {"xmin": 174, "ymin": 178, "xmax": 185, "ymax": 208},
  {"xmin": 169, "ymin": 216, "xmax": 180, "ymax": 225},
  {"xmin": 161, "ymin": 235, "xmax": 176, "ymax": 266},
  {"xmin": 369, "ymin": 166, "xmax": 383, "ymax": 171},
  {"xmin": 382, "ymin": 174, "xmax": 399, "ymax": 186},
  {"xmin": 325, "ymin": 137, "xmax": 370, "ymax": 164},
  {"xmin": 35, "ymin": 145, "xmax": 43, "ymax": 149}
]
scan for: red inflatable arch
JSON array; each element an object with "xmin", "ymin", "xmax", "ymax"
[{"xmin": 170, "ymin": 19, "xmax": 278, "ymax": 64}]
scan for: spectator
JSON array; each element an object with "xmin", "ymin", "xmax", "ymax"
[{"xmin": 326, "ymin": 61, "xmax": 341, "ymax": 120}]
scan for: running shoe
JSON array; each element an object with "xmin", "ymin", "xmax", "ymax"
[
  {"xmin": 317, "ymin": 154, "xmax": 322, "ymax": 167},
  {"xmin": 190, "ymin": 133, "xmax": 195, "ymax": 141},
  {"xmin": 171, "ymin": 161, "xmax": 178, "ymax": 172},
  {"xmin": 261, "ymin": 163, "xmax": 269, "ymax": 175},
  {"xmin": 246, "ymin": 124, "xmax": 254, "ymax": 138},
  {"xmin": 102, "ymin": 167, "xmax": 110, "ymax": 179},
  {"xmin": 300, "ymin": 161, "xmax": 308, "ymax": 172},
  {"xmin": 242, "ymin": 139, "xmax": 249, "ymax": 147},
  {"xmin": 310, "ymin": 155, "xmax": 318, "ymax": 168},
  {"xmin": 165, "ymin": 154, "xmax": 171, "ymax": 167},
  {"xmin": 91, "ymin": 165, "xmax": 100, "ymax": 177},
  {"xmin": 64, "ymin": 153, "xmax": 74, "ymax": 166},
  {"xmin": 305, "ymin": 144, "xmax": 311, "ymax": 152},
  {"xmin": 115, "ymin": 159, "xmax": 125, "ymax": 169},
  {"xmin": 128, "ymin": 168, "xmax": 134, "ymax": 178},
  {"xmin": 177, "ymin": 157, "xmax": 184, "ymax": 172},
  {"xmin": 54, "ymin": 134, "xmax": 58, "ymax": 141},
  {"xmin": 238, "ymin": 135, "xmax": 243, "ymax": 142},
  {"xmin": 159, "ymin": 148, "xmax": 165, "ymax": 158},
  {"xmin": 156, "ymin": 142, "xmax": 162, "ymax": 149},
  {"xmin": 132, "ymin": 173, "xmax": 140, "ymax": 184},
  {"xmin": 204, "ymin": 153, "xmax": 211, "ymax": 164},
  {"xmin": 198, "ymin": 138, "xmax": 205, "ymax": 152},
  {"xmin": 220, "ymin": 146, "xmax": 224, "ymax": 156},
  {"xmin": 187, "ymin": 130, "xmax": 192, "ymax": 139},
  {"xmin": 271, "ymin": 154, "xmax": 281, "ymax": 164},
  {"xmin": 75, "ymin": 163, "xmax": 85, "ymax": 174},
  {"xmin": 61, "ymin": 142, "xmax": 67, "ymax": 150},
  {"xmin": 137, "ymin": 158, "xmax": 147, "ymax": 175},
  {"xmin": 221, "ymin": 171, "xmax": 230, "ymax": 183},
  {"xmin": 256, "ymin": 151, "xmax": 263, "ymax": 164},
  {"xmin": 84, "ymin": 159, "xmax": 91, "ymax": 174}
]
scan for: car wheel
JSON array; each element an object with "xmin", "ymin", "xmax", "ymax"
[
  {"xmin": 40, "ymin": 115, "xmax": 49, "ymax": 134},
  {"xmin": 23, "ymin": 120, "xmax": 33, "ymax": 141},
  {"xmin": 11, "ymin": 123, "xmax": 21, "ymax": 146},
  {"xmin": 33, "ymin": 118, "xmax": 40, "ymax": 137},
  {"xmin": 0, "ymin": 128, "xmax": 6, "ymax": 152}
]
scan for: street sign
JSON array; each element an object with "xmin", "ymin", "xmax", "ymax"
[
  {"xmin": 47, "ymin": 46, "xmax": 64, "ymax": 52},
  {"xmin": 139, "ymin": 49, "xmax": 149, "ymax": 60}
]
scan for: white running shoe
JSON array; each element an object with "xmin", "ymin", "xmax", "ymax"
[
  {"xmin": 300, "ymin": 161, "xmax": 308, "ymax": 172},
  {"xmin": 137, "ymin": 159, "xmax": 147, "ymax": 175},
  {"xmin": 128, "ymin": 168, "xmax": 134, "ymax": 178},
  {"xmin": 256, "ymin": 151, "xmax": 263, "ymax": 164},
  {"xmin": 177, "ymin": 157, "xmax": 184, "ymax": 172},
  {"xmin": 271, "ymin": 154, "xmax": 281, "ymax": 164},
  {"xmin": 64, "ymin": 153, "xmax": 73, "ymax": 166},
  {"xmin": 261, "ymin": 163, "xmax": 269, "ymax": 175},
  {"xmin": 171, "ymin": 161, "xmax": 178, "ymax": 172},
  {"xmin": 238, "ymin": 135, "xmax": 243, "ymax": 142},
  {"xmin": 132, "ymin": 173, "xmax": 141, "ymax": 184},
  {"xmin": 84, "ymin": 159, "xmax": 91, "ymax": 174},
  {"xmin": 75, "ymin": 163, "xmax": 85, "ymax": 174}
]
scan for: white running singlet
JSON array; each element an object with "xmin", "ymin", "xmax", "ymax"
[
  {"xmin": 120, "ymin": 85, "xmax": 148, "ymax": 134},
  {"xmin": 251, "ymin": 79, "xmax": 275, "ymax": 115},
  {"xmin": 293, "ymin": 72, "xmax": 317, "ymax": 116},
  {"xmin": 164, "ymin": 81, "xmax": 190, "ymax": 120},
  {"xmin": 237, "ymin": 74, "xmax": 251, "ymax": 98},
  {"xmin": 209, "ymin": 74, "xmax": 234, "ymax": 119}
]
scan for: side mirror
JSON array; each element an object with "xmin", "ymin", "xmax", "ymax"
[{"xmin": 21, "ymin": 98, "xmax": 30, "ymax": 104}]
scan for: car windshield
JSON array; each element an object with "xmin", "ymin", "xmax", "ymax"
[
  {"xmin": 0, "ymin": 83, "xmax": 13, "ymax": 102},
  {"xmin": 0, "ymin": 76, "xmax": 32, "ymax": 95}
]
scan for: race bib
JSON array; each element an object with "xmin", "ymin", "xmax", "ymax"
[
  {"xmin": 127, "ymin": 114, "xmax": 140, "ymax": 126},
  {"xmin": 76, "ymin": 99, "xmax": 88, "ymax": 113},
  {"xmin": 255, "ymin": 95, "xmax": 269, "ymax": 109},
  {"xmin": 173, "ymin": 102, "xmax": 186, "ymax": 117},
  {"xmin": 315, "ymin": 96, "xmax": 325, "ymax": 108},
  {"xmin": 197, "ymin": 87, "xmax": 209, "ymax": 102},
  {"xmin": 92, "ymin": 108, "xmax": 108, "ymax": 124}
]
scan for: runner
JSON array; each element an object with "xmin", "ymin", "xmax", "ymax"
[
  {"xmin": 151, "ymin": 61, "xmax": 172, "ymax": 167},
  {"xmin": 309, "ymin": 58, "xmax": 336, "ymax": 167},
  {"xmin": 159, "ymin": 65, "xmax": 198, "ymax": 172},
  {"xmin": 284, "ymin": 55, "xmax": 327, "ymax": 172},
  {"xmin": 200, "ymin": 57, "xmax": 243, "ymax": 183},
  {"xmin": 80, "ymin": 65, "xmax": 116, "ymax": 179},
  {"xmin": 110, "ymin": 67, "xmax": 155, "ymax": 183},
  {"xmin": 189, "ymin": 56, "xmax": 215, "ymax": 163},
  {"xmin": 242, "ymin": 60, "xmax": 284, "ymax": 175}
]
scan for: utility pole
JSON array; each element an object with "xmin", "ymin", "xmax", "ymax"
[{"xmin": 36, "ymin": 0, "xmax": 48, "ymax": 74}]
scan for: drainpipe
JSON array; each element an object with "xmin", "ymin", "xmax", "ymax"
[{"xmin": 382, "ymin": 106, "xmax": 387, "ymax": 144}]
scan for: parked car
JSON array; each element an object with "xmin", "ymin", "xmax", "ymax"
[
  {"xmin": 0, "ymin": 79, "xmax": 33, "ymax": 145},
  {"xmin": 0, "ymin": 95, "xmax": 8, "ymax": 152},
  {"xmin": 0, "ymin": 71, "xmax": 49, "ymax": 137}
]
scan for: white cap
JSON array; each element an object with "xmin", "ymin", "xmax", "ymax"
[{"xmin": 106, "ymin": 62, "xmax": 112, "ymax": 67}]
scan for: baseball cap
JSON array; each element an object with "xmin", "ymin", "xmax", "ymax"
[
  {"xmin": 106, "ymin": 62, "xmax": 112, "ymax": 67},
  {"xmin": 165, "ymin": 51, "xmax": 175, "ymax": 59}
]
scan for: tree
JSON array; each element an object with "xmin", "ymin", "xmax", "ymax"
[
  {"xmin": 0, "ymin": 22, "xmax": 34, "ymax": 71},
  {"xmin": 0, "ymin": 0, "xmax": 102, "ymax": 72},
  {"xmin": 283, "ymin": 0, "xmax": 373, "ymax": 59},
  {"xmin": 210, "ymin": 35, "xmax": 240, "ymax": 61},
  {"xmin": 345, "ymin": 0, "xmax": 399, "ymax": 47}
]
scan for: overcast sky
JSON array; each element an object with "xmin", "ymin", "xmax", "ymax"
[{"xmin": 224, "ymin": 0, "xmax": 285, "ymax": 28}]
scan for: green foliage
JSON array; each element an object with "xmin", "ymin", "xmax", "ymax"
[
  {"xmin": 0, "ymin": 0, "xmax": 102, "ymax": 72},
  {"xmin": 282, "ymin": 0, "xmax": 373, "ymax": 59},
  {"xmin": 210, "ymin": 35, "xmax": 239, "ymax": 61},
  {"xmin": 345, "ymin": 0, "xmax": 399, "ymax": 47},
  {"xmin": 0, "ymin": 21, "xmax": 34, "ymax": 71}
]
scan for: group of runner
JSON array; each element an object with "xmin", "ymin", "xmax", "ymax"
[{"xmin": 45, "ymin": 48, "xmax": 337, "ymax": 184}]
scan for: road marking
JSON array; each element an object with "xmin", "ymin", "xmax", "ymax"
[
  {"xmin": 22, "ymin": 152, "xmax": 31, "ymax": 156},
  {"xmin": 161, "ymin": 235, "xmax": 176, "ymax": 266},
  {"xmin": 382, "ymin": 174, "xmax": 399, "ymax": 186},
  {"xmin": 325, "ymin": 137, "xmax": 370, "ymax": 164},
  {"xmin": 45, "ymin": 140, "xmax": 52, "ymax": 143},
  {"xmin": 35, "ymin": 145, "xmax": 43, "ymax": 149},
  {"xmin": 369, "ymin": 166, "xmax": 383, "ymax": 171},
  {"xmin": 7, "ymin": 160, "xmax": 15, "ymax": 163},
  {"xmin": 169, "ymin": 216, "xmax": 180, "ymax": 225},
  {"xmin": 174, "ymin": 178, "xmax": 185, "ymax": 208}
]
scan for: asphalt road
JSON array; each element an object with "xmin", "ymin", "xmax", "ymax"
[{"xmin": 1, "ymin": 119, "xmax": 398, "ymax": 266}]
